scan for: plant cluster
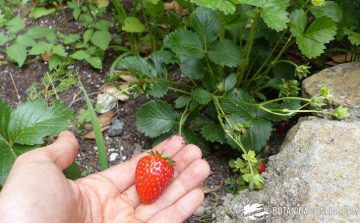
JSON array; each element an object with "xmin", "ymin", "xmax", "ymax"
[
  {"xmin": 0, "ymin": 0, "xmax": 359, "ymax": 192},
  {"xmin": 113, "ymin": 0, "xmax": 355, "ymax": 190}
]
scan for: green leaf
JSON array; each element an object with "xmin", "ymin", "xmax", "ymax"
[
  {"xmin": 0, "ymin": 32, "xmax": 11, "ymax": 46},
  {"xmin": 64, "ymin": 162, "xmax": 81, "ymax": 180},
  {"xmin": 238, "ymin": 0, "xmax": 289, "ymax": 31},
  {"xmin": 122, "ymin": 17, "xmax": 145, "ymax": 33},
  {"xmin": 6, "ymin": 15, "xmax": 25, "ymax": 33},
  {"xmin": 71, "ymin": 50, "xmax": 89, "ymax": 60},
  {"xmin": 136, "ymin": 100, "xmax": 179, "ymax": 137},
  {"xmin": 200, "ymin": 122, "xmax": 225, "ymax": 143},
  {"xmin": 63, "ymin": 34, "xmax": 81, "ymax": 44},
  {"xmin": 289, "ymin": 9, "xmax": 307, "ymax": 37},
  {"xmin": 8, "ymin": 100, "xmax": 73, "ymax": 145},
  {"xmin": 49, "ymin": 55, "xmax": 62, "ymax": 70},
  {"xmin": 164, "ymin": 29, "xmax": 205, "ymax": 61},
  {"xmin": 224, "ymin": 73, "xmax": 237, "ymax": 91},
  {"xmin": 259, "ymin": 0, "xmax": 289, "ymax": 31},
  {"xmin": 0, "ymin": 100, "xmax": 73, "ymax": 185},
  {"xmin": 0, "ymin": 136, "xmax": 16, "ymax": 186},
  {"xmin": 310, "ymin": 1, "xmax": 342, "ymax": 23},
  {"xmin": 29, "ymin": 42, "xmax": 53, "ymax": 55},
  {"xmin": 221, "ymin": 89, "xmax": 273, "ymax": 151},
  {"xmin": 291, "ymin": 14, "xmax": 337, "ymax": 58},
  {"xmin": 0, "ymin": 100, "xmax": 11, "ymax": 139},
  {"xmin": 208, "ymin": 39, "xmax": 242, "ymax": 67},
  {"xmin": 241, "ymin": 119, "xmax": 272, "ymax": 152},
  {"xmin": 175, "ymin": 96, "xmax": 190, "ymax": 109},
  {"xmin": 90, "ymin": 30, "xmax": 111, "ymax": 51},
  {"xmin": 191, "ymin": 0, "xmax": 236, "ymax": 15},
  {"xmin": 192, "ymin": 88, "xmax": 212, "ymax": 105},
  {"xmin": 180, "ymin": 59, "xmax": 204, "ymax": 80},
  {"xmin": 117, "ymin": 56, "xmax": 157, "ymax": 78},
  {"xmin": 86, "ymin": 56, "xmax": 102, "ymax": 69},
  {"xmin": 6, "ymin": 44, "xmax": 27, "ymax": 67},
  {"xmin": 26, "ymin": 27, "xmax": 55, "ymax": 40},
  {"xmin": 83, "ymin": 29, "xmax": 94, "ymax": 43},
  {"xmin": 94, "ymin": 20, "xmax": 113, "ymax": 31},
  {"xmin": 344, "ymin": 28, "xmax": 360, "ymax": 46},
  {"xmin": 53, "ymin": 45, "xmax": 67, "ymax": 57},
  {"xmin": 148, "ymin": 80, "xmax": 169, "ymax": 98},
  {"xmin": 145, "ymin": 0, "xmax": 160, "ymax": 4},
  {"xmin": 29, "ymin": 7, "xmax": 56, "ymax": 19},
  {"xmin": 191, "ymin": 7, "xmax": 220, "ymax": 44},
  {"xmin": 16, "ymin": 34, "xmax": 35, "ymax": 46}
]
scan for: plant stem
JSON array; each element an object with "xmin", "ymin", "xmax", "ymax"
[
  {"xmin": 259, "ymin": 96, "xmax": 310, "ymax": 106},
  {"xmin": 237, "ymin": 11, "xmax": 260, "ymax": 85},
  {"xmin": 80, "ymin": 82, "xmax": 109, "ymax": 171},
  {"xmin": 219, "ymin": 12, "xmax": 225, "ymax": 41},
  {"xmin": 178, "ymin": 100, "xmax": 190, "ymax": 136},
  {"xmin": 275, "ymin": 59, "xmax": 298, "ymax": 67},
  {"xmin": 112, "ymin": 0, "xmax": 127, "ymax": 24},
  {"xmin": 263, "ymin": 35, "xmax": 293, "ymax": 76},
  {"xmin": 58, "ymin": 0, "xmax": 70, "ymax": 34},
  {"xmin": 253, "ymin": 29, "xmax": 287, "ymax": 78},
  {"xmin": 140, "ymin": 0, "xmax": 156, "ymax": 51},
  {"xmin": 168, "ymin": 87, "xmax": 191, "ymax": 95}
]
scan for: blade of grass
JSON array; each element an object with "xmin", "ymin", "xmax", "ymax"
[{"xmin": 79, "ymin": 82, "xmax": 109, "ymax": 170}]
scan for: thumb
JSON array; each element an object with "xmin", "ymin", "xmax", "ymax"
[{"xmin": 40, "ymin": 131, "xmax": 79, "ymax": 170}]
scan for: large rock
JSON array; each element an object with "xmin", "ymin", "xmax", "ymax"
[
  {"xmin": 302, "ymin": 62, "xmax": 360, "ymax": 109},
  {"xmin": 215, "ymin": 117, "xmax": 360, "ymax": 223}
]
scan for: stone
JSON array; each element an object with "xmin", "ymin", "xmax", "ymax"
[
  {"xmin": 109, "ymin": 153, "xmax": 119, "ymax": 162},
  {"xmin": 302, "ymin": 62, "xmax": 360, "ymax": 109},
  {"xmin": 108, "ymin": 119, "xmax": 125, "ymax": 137},
  {"xmin": 215, "ymin": 117, "xmax": 360, "ymax": 223}
]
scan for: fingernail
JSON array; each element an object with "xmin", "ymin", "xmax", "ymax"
[{"xmin": 161, "ymin": 135, "xmax": 186, "ymax": 154}]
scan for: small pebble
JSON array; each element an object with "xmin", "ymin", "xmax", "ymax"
[
  {"xmin": 94, "ymin": 146, "xmax": 98, "ymax": 151},
  {"xmin": 109, "ymin": 153, "xmax": 119, "ymax": 162},
  {"xmin": 108, "ymin": 119, "xmax": 125, "ymax": 137},
  {"xmin": 122, "ymin": 156, "xmax": 126, "ymax": 160}
]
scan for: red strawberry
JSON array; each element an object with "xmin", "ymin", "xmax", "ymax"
[
  {"xmin": 135, "ymin": 151, "xmax": 175, "ymax": 204},
  {"xmin": 257, "ymin": 161, "xmax": 266, "ymax": 174}
]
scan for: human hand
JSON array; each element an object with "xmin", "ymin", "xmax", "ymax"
[{"xmin": 0, "ymin": 131, "xmax": 210, "ymax": 223}]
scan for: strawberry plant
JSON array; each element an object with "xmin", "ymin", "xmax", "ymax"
[
  {"xmin": 0, "ymin": 99, "xmax": 75, "ymax": 186},
  {"xmin": 112, "ymin": 1, "xmax": 353, "ymax": 190}
]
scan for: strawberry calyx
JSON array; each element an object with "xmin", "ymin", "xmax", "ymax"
[{"xmin": 148, "ymin": 150, "xmax": 176, "ymax": 166}]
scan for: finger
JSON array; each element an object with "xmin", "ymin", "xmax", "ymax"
[
  {"xmin": 135, "ymin": 159, "xmax": 210, "ymax": 221},
  {"xmin": 16, "ymin": 131, "xmax": 79, "ymax": 170},
  {"xmin": 147, "ymin": 188, "xmax": 204, "ymax": 223},
  {"xmin": 121, "ymin": 144, "xmax": 202, "ymax": 207},
  {"xmin": 97, "ymin": 135, "xmax": 186, "ymax": 192}
]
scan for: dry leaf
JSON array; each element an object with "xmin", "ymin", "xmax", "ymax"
[
  {"xmin": 96, "ymin": 0, "xmax": 109, "ymax": 7},
  {"xmin": 96, "ymin": 93, "xmax": 117, "ymax": 113},
  {"xmin": 98, "ymin": 111, "xmax": 115, "ymax": 127},
  {"xmin": 118, "ymin": 73, "xmax": 138, "ymax": 83},
  {"xmin": 83, "ymin": 111, "xmax": 114, "ymax": 139},
  {"xmin": 331, "ymin": 53, "xmax": 352, "ymax": 63},
  {"xmin": 100, "ymin": 84, "xmax": 130, "ymax": 101},
  {"xmin": 164, "ymin": 1, "xmax": 188, "ymax": 15},
  {"xmin": 200, "ymin": 182, "xmax": 223, "ymax": 194},
  {"xmin": 41, "ymin": 51, "xmax": 54, "ymax": 62},
  {"xmin": 84, "ymin": 126, "xmax": 111, "ymax": 139}
]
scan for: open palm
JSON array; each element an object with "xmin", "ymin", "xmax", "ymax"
[{"xmin": 0, "ymin": 132, "xmax": 210, "ymax": 223}]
